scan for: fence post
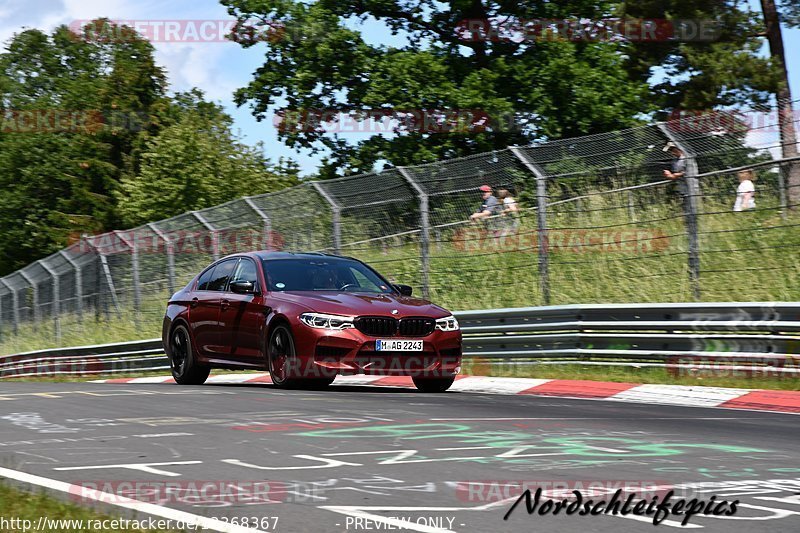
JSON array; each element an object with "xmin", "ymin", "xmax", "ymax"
[
  {"xmin": 244, "ymin": 197, "xmax": 273, "ymax": 250},
  {"xmin": 113, "ymin": 231, "xmax": 141, "ymax": 318},
  {"xmin": 192, "ymin": 211, "xmax": 219, "ymax": 260},
  {"xmin": 311, "ymin": 182, "xmax": 341, "ymax": 254},
  {"xmin": 0, "ymin": 278, "xmax": 8, "ymax": 335},
  {"xmin": 10, "ymin": 283, "xmax": 19, "ymax": 335},
  {"xmin": 38, "ymin": 260, "xmax": 61, "ymax": 345},
  {"xmin": 19, "ymin": 270, "xmax": 39, "ymax": 329},
  {"xmin": 778, "ymin": 162, "xmax": 789, "ymax": 220},
  {"xmin": 397, "ymin": 167, "xmax": 431, "ymax": 299},
  {"xmin": 147, "ymin": 223, "xmax": 175, "ymax": 296},
  {"xmin": 510, "ymin": 146, "xmax": 551, "ymax": 305},
  {"xmin": 60, "ymin": 251, "xmax": 82, "ymax": 321},
  {"xmin": 84, "ymin": 238, "xmax": 121, "ymax": 318},
  {"xmin": 658, "ymin": 124, "xmax": 701, "ymax": 300},
  {"xmin": 0, "ymin": 280, "xmax": 17, "ymax": 335}
]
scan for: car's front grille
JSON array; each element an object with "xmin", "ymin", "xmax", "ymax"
[
  {"xmin": 354, "ymin": 316, "xmax": 436, "ymax": 337},
  {"xmin": 399, "ymin": 318, "xmax": 435, "ymax": 337},
  {"xmin": 354, "ymin": 316, "xmax": 398, "ymax": 337}
]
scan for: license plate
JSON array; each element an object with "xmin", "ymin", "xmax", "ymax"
[{"xmin": 375, "ymin": 339, "xmax": 423, "ymax": 352}]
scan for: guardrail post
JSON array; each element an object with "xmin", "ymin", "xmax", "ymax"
[
  {"xmin": 311, "ymin": 182, "xmax": 341, "ymax": 254},
  {"xmin": 19, "ymin": 270, "xmax": 39, "ymax": 329},
  {"xmin": 658, "ymin": 124, "xmax": 701, "ymax": 300},
  {"xmin": 60, "ymin": 251, "xmax": 82, "ymax": 321},
  {"xmin": 38, "ymin": 260, "xmax": 61, "ymax": 345},
  {"xmin": 147, "ymin": 223, "xmax": 175, "ymax": 295},
  {"xmin": 510, "ymin": 146, "xmax": 551, "ymax": 305},
  {"xmin": 398, "ymin": 167, "xmax": 430, "ymax": 299},
  {"xmin": 192, "ymin": 211, "xmax": 219, "ymax": 260},
  {"xmin": 244, "ymin": 197, "xmax": 274, "ymax": 251}
]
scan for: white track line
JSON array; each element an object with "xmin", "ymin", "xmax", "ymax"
[
  {"xmin": 0, "ymin": 466, "xmax": 266, "ymax": 533},
  {"xmin": 450, "ymin": 377, "xmax": 551, "ymax": 394},
  {"xmin": 609, "ymin": 384, "xmax": 753, "ymax": 407}
]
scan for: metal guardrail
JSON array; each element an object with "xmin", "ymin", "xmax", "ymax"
[{"xmin": 1, "ymin": 302, "xmax": 798, "ymax": 378}]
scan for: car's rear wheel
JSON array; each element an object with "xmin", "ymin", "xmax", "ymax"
[
  {"xmin": 412, "ymin": 376, "xmax": 455, "ymax": 393},
  {"xmin": 170, "ymin": 324, "xmax": 210, "ymax": 385}
]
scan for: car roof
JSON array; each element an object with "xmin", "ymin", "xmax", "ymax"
[{"xmin": 248, "ymin": 251, "xmax": 355, "ymax": 262}]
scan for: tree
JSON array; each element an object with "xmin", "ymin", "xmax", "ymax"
[
  {"xmin": 778, "ymin": 0, "xmax": 800, "ymax": 27},
  {"xmin": 116, "ymin": 93, "xmax": 299, "ymax": 227},
  {"xmin": 760, "ymin": 0, "xmax": 800, "ymax": 208},
  {"xmin": 0, "ymin": 22, "xmax": 166, "ymax": 274},
  {"xmin": 223, "ymin": 0, "xmax": 655, "ymax": 176},
  {"xmin": 621, "ymin": 1, "xmax": 779, "ymax": 113}
]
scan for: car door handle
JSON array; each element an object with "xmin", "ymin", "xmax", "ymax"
[
  {"xmin": 190, "ymin": 297, "xmax": 199, "ymax": 308},
  {"xmin": 221, "ymin": 299, "xmax": 230, "ymax": 310}
]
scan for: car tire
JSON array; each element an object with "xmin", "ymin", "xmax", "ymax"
[
  {"xmin": 412, "ymin": 376, "xmax": 455, "ymax": 393},
  {"xmin": 170, "ymin": 324, "xmax": 210, "ymax": 385},
  {"xmin": 267, "ymin": 324, "xmax": 304, "ymax": 389}
]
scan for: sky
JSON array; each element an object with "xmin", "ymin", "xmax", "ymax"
[{"xmin": 1, "ymin": 0, "xmax": 798, "ymax": 176}]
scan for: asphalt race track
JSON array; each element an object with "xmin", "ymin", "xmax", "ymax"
[{"xmin": 1, "ymin": 381, "xmax": 799, "ymax": 532}]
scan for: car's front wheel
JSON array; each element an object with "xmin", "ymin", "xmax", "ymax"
[
  {"xmin": 412, "ymin": 376, "xmax": 455, "ymax": 393},
  {"xmin": 170, "ymin": 324, "xmax": 210, "ymax": 385},
  {"xmin": 268, "ymin": 324, "xmax": 303, "ymax": 388}
]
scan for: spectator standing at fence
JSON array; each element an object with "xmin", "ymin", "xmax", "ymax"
[
  {"xmin": 470, "ymin": 185, "xmax": 500, "ymax": 222},
  {"xmin": 733, "ymin": 169, "xmax": 756, "ymax": 211},
  {"xmin": 498, "ymin": 187, "xmax": 520, "ymax": 235},
  {"xmin": 662, "ymin": 142, "xmax": 687, "ymax": 197}
]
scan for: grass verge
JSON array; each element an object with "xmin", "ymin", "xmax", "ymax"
[{"xmin": 0, "ymin": 483, "xmax": 176, "ymax": 532}]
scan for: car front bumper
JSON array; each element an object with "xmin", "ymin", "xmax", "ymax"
[{"xmin": 291, "ymin": 324, "xmax": 462, "ymax": 377}]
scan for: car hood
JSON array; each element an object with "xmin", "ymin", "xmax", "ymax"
[{"xmin": 270, "ymin": 291, "xmax": 452, "ymax": 319}]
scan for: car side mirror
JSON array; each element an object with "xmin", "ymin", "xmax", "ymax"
[
  {"xmin": 230, "ymin": 280, "xmax": 257, "ymax": 295},
  {"xmin": 394, "ymin": 284, "xmax": 413, "ymax": 296}
]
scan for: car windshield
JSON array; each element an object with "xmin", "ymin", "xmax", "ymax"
[{"xmin": 262, "ymin": 258, "xmax": 395, "ymax": 293}]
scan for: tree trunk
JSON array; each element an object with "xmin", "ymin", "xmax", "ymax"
[{"xmin": 761, "ymin": 0, "xmax": 800, "ymax": 209}]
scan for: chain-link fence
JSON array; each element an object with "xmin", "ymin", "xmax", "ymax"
[{"xmin": 1, "ymin": 105, "xmax": 799, "ymax": 349}]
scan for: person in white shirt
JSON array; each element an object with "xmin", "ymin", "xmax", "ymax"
[
  {"xmin": 733, "ymin": 169, "xmax": 756, "ymax": 212},
  {"xmin": 498, "ymin": 188, "xmax": 520, "ymax": 236}
]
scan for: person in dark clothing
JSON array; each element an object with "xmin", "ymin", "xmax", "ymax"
[{"xmin": 470, "ymin": 185, "xmax": 501, "ymax": 222}]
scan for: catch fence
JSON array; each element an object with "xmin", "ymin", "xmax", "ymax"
[{"xmin": 1, "ymin": 106, "xmax": 799, "ymax": 347}]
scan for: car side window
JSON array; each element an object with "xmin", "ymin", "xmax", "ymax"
[
  {"xmin": 206, "ymin": 259, "xmax": 238, "ymax": 292},
  {"xmin": 196, "ymin": 266, "xmax": 216, "ymax": 291},
  {"xmin": 230, "ymin": 258, "xmax": 258, "ymax": 288}
]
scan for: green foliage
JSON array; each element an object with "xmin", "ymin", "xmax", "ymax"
[
  {"xmin": 116, "ymin": 92, "xmax": 299, "ymax": 227},
  {"xmin": 223, "ymin": 0, "xmax": 654, "ymax": 175},
  {"xmin": 0, "ymin": 21, "xmax": 297, "ymax": 275},
  {"xmin": 0, "ymin": 22, "xmax": 166, "ymax": 274},
  {"xmin": 621, "ymin": 1, "xmax": 781, "ymax": 112},
  {"xmin": 778, "ymin": 0, "xmax": 800, "ymax": 27}
]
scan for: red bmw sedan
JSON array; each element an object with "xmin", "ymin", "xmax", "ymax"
[{"xmin": 162, "ymin": 252, "xmax": 462, "ymax": 392}]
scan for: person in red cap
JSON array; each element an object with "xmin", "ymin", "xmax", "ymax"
[{"xmin": 470, "ymin": 185, "xmax": 500, "ymax": 222}]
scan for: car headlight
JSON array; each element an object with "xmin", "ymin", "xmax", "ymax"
[
  {"xmin": 435, "ymin": 315, "xmax": 459, "ymax": 332},
  {"xmin": 299, "ymin": 312, "xmax": 355, "ymax": 330}
]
